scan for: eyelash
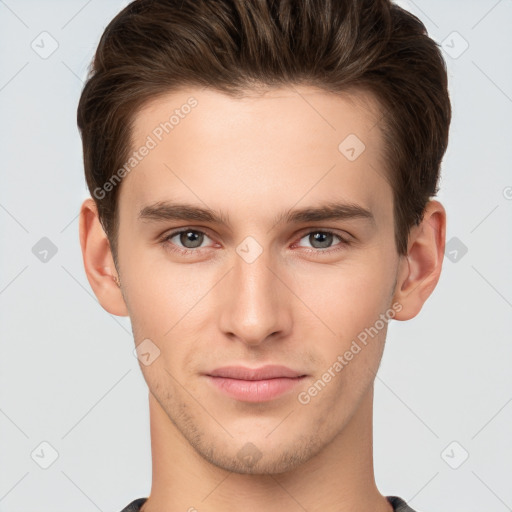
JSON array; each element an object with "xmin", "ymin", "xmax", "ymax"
[{"xmin": 159, "ymin": 228, "xmax": 352, "ymax": 257}]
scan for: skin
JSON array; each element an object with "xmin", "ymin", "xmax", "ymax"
[{"xmin": 79, "ymin": 85, "xmax": 446, "ymax": 512}]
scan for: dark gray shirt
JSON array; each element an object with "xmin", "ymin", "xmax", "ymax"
[{"xmin": 120, "ymin": 495, "xmax": 418, "ymax": 511}]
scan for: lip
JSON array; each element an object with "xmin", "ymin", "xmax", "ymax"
[
  {"xmin": 207, "ymin": 365, "xmax": 306, "ymax": 380},
  {"xmin": 204, "ymin": 365, "xmax": 308, "ymax": 403}
]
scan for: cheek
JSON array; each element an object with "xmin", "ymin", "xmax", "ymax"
[
  {"xmin": 291, "ymin": 258, "xmax": 393, "ymax": 337},
  {"xmin": 120, "ymin": 251, "xmax": 208, "ymax": 338},
  {"xmin": 121, "ymin": 262, "xmax": 222, "ymax": 394},
  {"xmin": 287, "ymin": 253, "xmax": 396, "ymax": 396}
]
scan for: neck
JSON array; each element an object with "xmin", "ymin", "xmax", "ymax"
[{"xmin": 141, "ymin": 385, "xmax": 392, "ymax": 512}]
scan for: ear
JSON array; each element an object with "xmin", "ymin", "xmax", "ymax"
[
  {"xmin": 79, "ymin": 198, "xmax": 129, "ymax": 317},
  {"xmin": 392, "ymin": 199, "xmax": 446, "ymax": 320}
]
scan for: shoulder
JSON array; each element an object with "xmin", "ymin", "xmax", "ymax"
[
  {"xmin": 119, "ymin": 497, "xmax": 148, "ymax": 512},
  {"xmin": 387, "ymin": 495, "xmax": 421, "ymax": 512}
]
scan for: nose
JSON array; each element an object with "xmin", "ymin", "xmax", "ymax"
[{"xmin": 217, "ymin": 245, "xmax": 292, "ymax": 347}]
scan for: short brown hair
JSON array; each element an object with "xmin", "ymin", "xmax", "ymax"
[{"xmin": 77, "ymin": 0, "xmax": 451, "ymax": 265}]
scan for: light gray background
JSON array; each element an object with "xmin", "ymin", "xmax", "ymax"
[{"xmin": 1, "ymin": 1, "xmax": 511, "ymax": 511}]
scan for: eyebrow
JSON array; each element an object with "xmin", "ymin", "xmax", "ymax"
[{"xmin": 138, "ymin": 200, "xmax": 375, "ymax": 228}]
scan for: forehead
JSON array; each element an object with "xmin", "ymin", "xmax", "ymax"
[
  {"xmin": 132, "ymin": 85, "xmax": 383, "ymax": 151},
  {"xmin": 120, "ymin": 85, "xmax": 390, "ymax": 226}
]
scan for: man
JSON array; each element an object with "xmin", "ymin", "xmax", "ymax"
[{"xmin": 77, "ymin": 0, "xmax": 451, "ymax": 511}]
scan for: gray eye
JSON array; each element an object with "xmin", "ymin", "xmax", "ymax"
[
  {"xmin": 177, "ymin": 230, "xmax": 205, "ymax": 248},
  {"xmin": 303, "ymin": 231, "xmax": 336, "ymax": 249}
]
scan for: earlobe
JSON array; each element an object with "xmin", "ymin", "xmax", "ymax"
[
  {"xmin": 392, "ymin": 200, "xmax": 446, "ymax": 321},
  {"xmin": 79, "ymin": 198, "xmax": 129, "ymax": 317}
]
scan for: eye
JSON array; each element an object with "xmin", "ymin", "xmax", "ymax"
[
  {"xmin": 162, "ymin": 228, "xmax": 214, "ymax": 254},
  {"xmin": 295, "ymin": 230, "xmax": 351, "ymax": 251},
  {"xmin": 160, "ymin": 228, "xmax": 352, "ymax": 257}
]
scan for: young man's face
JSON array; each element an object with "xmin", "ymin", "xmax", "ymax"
[{"xmin": 95, "ymin": 86, "xmax": 418, "ymax": 473}]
